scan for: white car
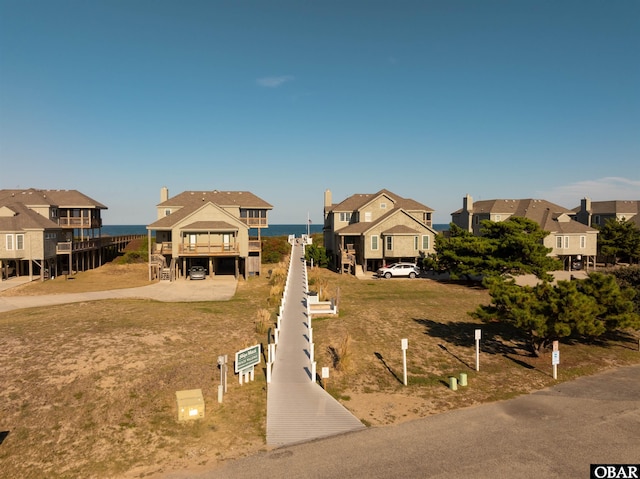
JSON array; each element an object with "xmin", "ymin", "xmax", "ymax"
[{"xmin": 377, "ymin": 263, "xmax": 420, "ymax": 279}]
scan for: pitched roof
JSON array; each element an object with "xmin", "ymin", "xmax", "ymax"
[
  {"xmin": 182, "ymin": 221, "xmax": 239, "ymax": 231},
  {"xmin": 381, "ymin": 224, "xmax": 420, "ymax": 235},
  {"xmin": 158, "ymin": 190, "xmax": 272, "ymax": 209},
  {"xmin": 329, "ymin": 189, "xmax": 433, "ymax": 213},
  {"xmin": 578, "ymin": 200, "xmax": 640, "ymax": 216},
  {"xmin": 0, "ymin": 203, "xmax": 61, "ymax": 231},
  {"xmin": 0, "ymin": 188, "xmax": 107, "ymax": 209},
  {"xmin": 148, "ymin": 202, "xmax": 249, "ymax": 230},
  {"xmin": 453, "ymin": 198, "xmax": 596, "ymax": 234},
  {"xmin": 336, "ymin": 208, "xmax": 435, "ymax": 235}
]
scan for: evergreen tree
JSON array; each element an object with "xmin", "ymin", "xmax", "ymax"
[
  {"xmin": 598, "ymin": 219, "xmax": 640, "ymax": 265},
  {"xmin": 425, "ymin": 218, "xmax": 561, "ymax": 280},
  {"xmin": 474, "ymin": 273, "xmax": 640, "ymax": 355}
]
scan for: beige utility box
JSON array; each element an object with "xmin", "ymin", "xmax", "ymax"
[{"xmin": 176, "ymin": 389, "xmax": 205, "ymax": 421}]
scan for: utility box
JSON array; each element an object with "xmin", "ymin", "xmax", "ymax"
[{"xmin": 176, "ymin": 389, "xmax": 205, "ymax": 421}]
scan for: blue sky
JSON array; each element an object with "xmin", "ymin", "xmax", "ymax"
[{"xmin": 1, "ymin": 0, "xmax": 638, "ymax": 225}]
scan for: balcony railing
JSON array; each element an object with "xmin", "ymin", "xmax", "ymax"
[
  {"xmin": 240, "ymin": 218, "xmax": 268, "ymax": 227},
  {"xmin": 56, "ymin": 239, "xmax": 98, "ymax": 253},
  {"xmin": 248, "ymin": 240, "xmax": 261, "ymax": 252},
  {"xmin": 55, "ymin": 235, "xmax": 144, "ymax": 254},
  {"xmin": 178, "ymin": 243, "xmax": 240, "ymax": 255},
  {"xmin": 58, "ymin": 218, "xmax": 102, "ymax": 228}
]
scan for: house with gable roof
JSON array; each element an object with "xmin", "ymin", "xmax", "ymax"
[
  {"xmin": 323, "ymin": 189, "xmax": 437, "ymax": 274},
  {"xmin": 147, "ymin": 187, "xmax": 272, "ymax": 280},
  {"xmin": 573, "ymin": 197, "xmax": 640, "ymax": 229},
  {"xmin": 451, "ymin": 195, "xmax": 599, "ymax": 271},
  {"xmin": 0, "ymin": 188, "xmax": 109, "ymax": 280}
]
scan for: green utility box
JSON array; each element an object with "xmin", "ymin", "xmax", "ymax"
[{"xmin": 176, "ymin": 389, "xmax": 205, "ymax": 421}]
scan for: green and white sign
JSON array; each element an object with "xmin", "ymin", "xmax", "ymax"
[{"xmin": 235, "ymin": 344, "xmax": 261, "ymax": 373}]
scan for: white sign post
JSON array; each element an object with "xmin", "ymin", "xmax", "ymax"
[
  {"xmin": 475, "ymin": 329, "xmax": 481, "ymax": 372},
  {"xmin": 401, "ymin": 338, "xmax": 408, "ymax": 386},
  {"xmin": 552, "ymin": 341, "xmax": 560, "ymax": 380},
  {"xmin": 321, "ymin": 367, "xmax": 329, "ymax": 389}
]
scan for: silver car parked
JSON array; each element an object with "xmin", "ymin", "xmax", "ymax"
[{"xmin": 188, "ymin": 266, "xmax": 206, "ymax": 280}]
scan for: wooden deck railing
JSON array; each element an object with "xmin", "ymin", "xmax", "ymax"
[
  {"xmin": 58, "ymin": 218, "xmax": 102, "ymax": 228},
  {"xmin": 241, "ymin": 218, "xmax": 268, "ymax": 227},
  {"xmin": 56, "ymin": 234, "xmax": 144, "ymax": 254},
  {"xmin": 178, "ymin": 243, "xmax": 240, "ymax": 255}
]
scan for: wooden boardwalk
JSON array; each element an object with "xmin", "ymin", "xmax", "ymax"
[{"xmin": 266, "ymin": 242, "xmax": 365, "ymax": 447}]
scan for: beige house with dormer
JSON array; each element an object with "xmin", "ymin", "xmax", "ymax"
[
  {"xmin": 147, "ymin": 187, "xmax": 272, "ymax": 280},
  {"xmin": 323, "ymin": 189, "xmax": 437, "ymax": 274},
  {"xmin": 452, "ymin": 195, "xmax": 598, "ymax": 271}
]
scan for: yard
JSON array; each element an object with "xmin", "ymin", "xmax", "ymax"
[{"xmin": 1, "ymin": 262, "xmax": 639, "ymax": 478}]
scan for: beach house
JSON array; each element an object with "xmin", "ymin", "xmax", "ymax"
[
  {"xmin": 323, "ymin": 189, "xmax": 437, "ymax": 275},
  {"xmin": 0, "ymin": 188, "xmax": 111, "ymax": 280},
  {"xmin": 451, "ymin": 195, "xmax": 599, "ymax": 271},
  {"xmin": 147, "ymin": 187, "xmax": 272, "ymax": 280}
]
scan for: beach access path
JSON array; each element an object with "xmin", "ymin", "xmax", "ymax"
[{"xmin": 266, "ymin": 241, "xmax": 365, "ymax": 446}]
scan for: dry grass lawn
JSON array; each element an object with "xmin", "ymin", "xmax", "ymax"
[{"xmin": 1, "ymin": 261, "xmax": 639, "ymax": 478}]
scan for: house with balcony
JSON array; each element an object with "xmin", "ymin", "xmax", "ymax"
[
  {"xmin": 451, "ymin": 195, "xmax": 599, "ymax": 271},
  {"xmin": 0, "ymin": 188, "xmax": 108, "ymax": 280},
  {"xmin": 573, "ymin": 197, "xmax": 640, "ymax": 228},
  {"xmin": 147, "ymin": 187, "xmax": 272, "ymax": 280},
  {"xmin": 323, "ymin": 189, "xmax": 437, "ymax": 275}
]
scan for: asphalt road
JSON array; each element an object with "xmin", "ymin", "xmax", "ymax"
[{"xmin": 165, "ymin": 364, "xmax": 640, "ymax": 479}]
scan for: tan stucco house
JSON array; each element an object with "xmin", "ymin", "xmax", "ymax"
[
  {"xmin": 323, "ymin": 189, "xmax": 437, "ymax": 274},
  {"xmin": 147, "ymin": 187, "xmax": 272, "ymax": 280},
  {"xmin": 0, "ymin": 188, "xmax": 108, "ymax": 280},
  {"xmin": 451, "ymin": 195, "xmax": 599, "ymax": 271},
  {"xmin": 573, "ymin": 197, "xmax": 640, "ymax": 229}
]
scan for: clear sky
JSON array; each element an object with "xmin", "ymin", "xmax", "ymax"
[{"xmin": 1, "ymin": 0, "xmax": 638, "ymax": 225}]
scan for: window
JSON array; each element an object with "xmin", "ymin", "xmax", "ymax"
[
  {"xmin": 380, "ymin": 203, "xmax": 387, "ymax": 209},
  {"xmin": 414, "ymin": 236, "xmax": 419, "ymax": 250},
  {"xmin": 371, "ymin": 235, "xmax": 379, "ymax": 250},
  {"xmin": 16, "ymin": 234, "xmax": 24, "ymax": 250},
  {"xmin": 339, "ymin": 212, "xmax": 352, "ymax": 222},
  {"xmin": 580, "ymin": 236, "xmax": 586, "ymax": 248},
  {"xmin": 556, "ymin": 236, "xmax": 563, "ymax": 249},
  {"xmin": 51, "ymin": 208, "xmax": 58, "ymax": 218},
  {"xmin": 557, "ymin": 236, "xmax": 569, "ymax": 249},
  {"xmin": 364, "ymin": 212, "xmax": 372, "ymax": 222},
  {"xmin": 386, "ymin": 236, "xmax": 393, "ymax": 251},
  {"xmin": 564, "ymin": 236, "xmax": 569, "ymax": 248},
  {"xmin": 495, "ymin": 215, "xmax": 502, "ymax": 221},
  {"xmin": 164, "ymin": 209, "xmax": 171, "ymax": 217},
  {"xmin": 474, "ymin": 216, "xmax": 479, "ymax": 225},
  {"xmin": 422, "ymin": 235, "xmax": 430, "ymax": 250},
  {"xmin": 594, "ymin": 215, "xmax": 600, "ymax": 225},
  {"xmin": 6, "ymin": 234, "xmax": 13, "ymax": 250}
]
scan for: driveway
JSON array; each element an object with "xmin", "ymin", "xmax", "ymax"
[{"xmin": 0, "ymin": 276, "xmax": 238, "ymax": 313}]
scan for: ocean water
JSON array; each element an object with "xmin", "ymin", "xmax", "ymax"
[
  {"xmin": 102, "ymin": 224, "xmax": 323, "ymax": 237},
  {"xmin": 103, "ymin": 223, "xmax": 449, "ymax": 237}
]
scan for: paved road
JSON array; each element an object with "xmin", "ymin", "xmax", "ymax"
[
  {"xmin": 165, "ymin": 364, "xmax": 640, "ymax": 479},
  {"xmin": 0, "ymin": 276, "xmax": 238, "ymax": 312}
]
